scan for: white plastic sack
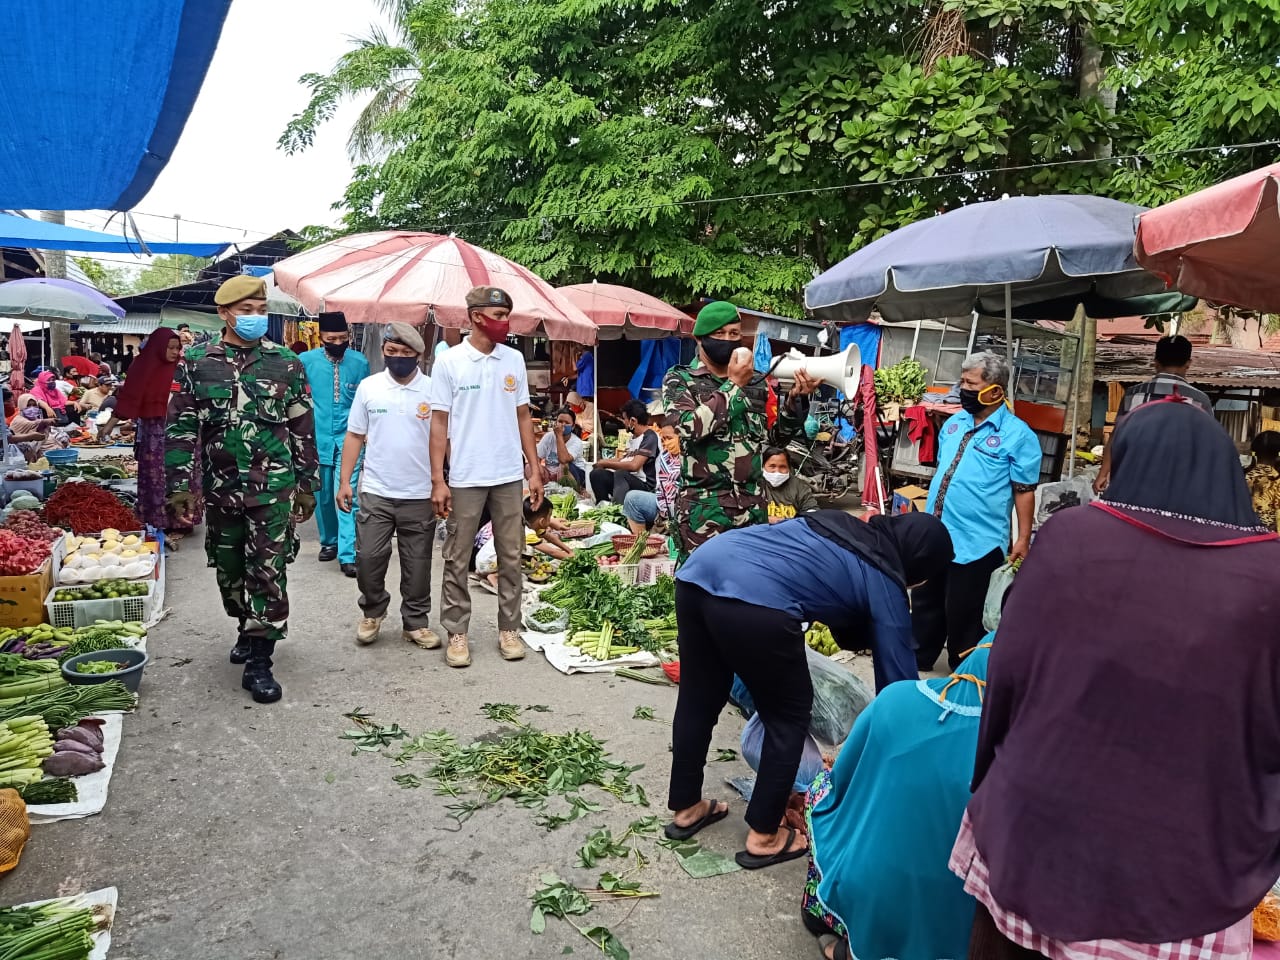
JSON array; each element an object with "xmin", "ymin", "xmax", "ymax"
[
  {"xmin": 475, "ymin": 536, "xmax": 498, "ymax": 574},
  {"xmin": 1034, "ymin": 476, "xmax": 1093, "ymax": 529},
  {"xmin": 807, "ymin": 647, "xmax": 873, "ymax": 745},
  {"xmin": 982, "ymin": 561, "xmax": 1017, "ymax": 632},
  {"xmin": 740, "ymin": 714, "xmax": 827, "ymax": 792}
]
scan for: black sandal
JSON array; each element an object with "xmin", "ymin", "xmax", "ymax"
[
  {"xmin": 735, "ymin": 826, "xmax": 808, "ymax": 870},
  {"xmin": 663, "ymin": 799, "xmax": 729, "ymax": 840}
]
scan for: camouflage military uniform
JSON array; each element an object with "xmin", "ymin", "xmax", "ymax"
[
  {"xmin": 662, "ymin": 364, "xmax": 803, "ymax": 560},
  {"xmin": 165, "ymin": 335, "xmax": 318, "ymax": 645}
]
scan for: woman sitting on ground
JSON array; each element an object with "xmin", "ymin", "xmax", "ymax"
[
  {"xmin": 802, "ymin": 639, "xmax": 993, "ymax": 960},
  {"xmin": 537, "ymin": 406, "xmax": 589, "ymax": 487},
  {"xmin": 762, "ymin": 446, "xmax": 818, "ymax": 523},
  {"xmin": 956, "ymin": 398, "xmax": 1280, "ymax": 960},
  {"xmin": 664, "ymin": 511, "xmax": 952, "ymax": 872}
]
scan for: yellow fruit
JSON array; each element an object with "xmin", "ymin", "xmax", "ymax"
[{"xmin": 122, "ymin": 535, "xmax": 141, "ymax": 546}]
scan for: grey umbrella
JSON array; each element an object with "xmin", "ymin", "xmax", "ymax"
[{"xmin": 804, "ymin": 194, "xmax": 1185, "ymax": 378}]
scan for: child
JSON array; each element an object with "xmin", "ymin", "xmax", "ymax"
[
  {"xmin": 761, "ymin": 446, "xmax": 818, "ymax": 523},
  {"xmin": 472, "ymin": 497, "xmax": 574, "ymax": 592}
]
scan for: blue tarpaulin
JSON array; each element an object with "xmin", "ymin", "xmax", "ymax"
[
  {"xmin": 629, "ymin": 338, "xmax": 682, "ymax": 400},
  {"xmin": 0, "ymin": 214, "xmax": 228, "ymax": 256},
  {"xmin": 1, "ymin": 2, "xmax": 232, "ymax": 210}
]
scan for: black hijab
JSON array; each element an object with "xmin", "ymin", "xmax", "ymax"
[
  {"xmin": 1105, "ymin": 397, "xmax": 1260, "ymax": 528},
  {"xmin": 804, "ymin": 510, "xmax": 953, "ymax": 590}
]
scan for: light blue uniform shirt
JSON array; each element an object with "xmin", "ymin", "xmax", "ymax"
[
  {"xmin": 299, "ymin": 348, "xmax": 370, "ymax": 465},
  {"xmin": 925, "ymin": 404, "xmax": 1041, "ymax": 564}
]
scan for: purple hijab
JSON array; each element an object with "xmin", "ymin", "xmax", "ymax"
[{"xmin": 968, "ymin": 400, "xmax": 1280, "ymax": 943}]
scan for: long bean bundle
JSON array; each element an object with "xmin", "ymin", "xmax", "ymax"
[
  {"xmin": 0, "ymin": 898, "xmax": 108, "ymax": 960},
  {"xmin": 0, "ymin": 682, "xmax": 133, "ymax": 731}
]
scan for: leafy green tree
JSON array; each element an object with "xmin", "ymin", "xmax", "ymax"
[
  {"xmin": 133, "ymin": 254, "xmax": 205, "ymax": 293},
  {"xmin": 72, "ymin": 257, "xmax": 137, "ymax": 297}
]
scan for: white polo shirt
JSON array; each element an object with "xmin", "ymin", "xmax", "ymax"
[
  {"xmin": 428, "ymin": 339, "xmax": 529, "ymax": 487},
  {"xmin": 347, "ymin": 369, "xmax": 434, "ymax": 499}
]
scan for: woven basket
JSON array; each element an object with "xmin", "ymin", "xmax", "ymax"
[
  {"xmin": 611, "ymin": 534, "xmax": 665, "ymax": 559},
  {"xmin": 562, "ymin": 519, "xmax": 597, "ymax": 539}
]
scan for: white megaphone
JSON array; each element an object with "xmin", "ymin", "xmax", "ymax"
[{"xmin": 769, "ymin": 344, "xmax": 861, "ymax": 396}]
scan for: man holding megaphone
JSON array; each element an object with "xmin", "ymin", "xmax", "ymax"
[{"xmin": 662, "ymin": 301, "xmax": 817, "ymax": 560}]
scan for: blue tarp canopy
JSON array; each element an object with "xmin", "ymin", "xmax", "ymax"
[
  {"xmin": 1, "ymin": 1, "xmax": 232, "ymax": 210},
  {"xmin": 0, "ymin": 214, "xmax": 228, "ymax": 256}
]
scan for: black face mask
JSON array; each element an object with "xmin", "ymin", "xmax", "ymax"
[
  {"xmin": 384, "ymin": 355, "xmax": 419, "ymax": 379},
  {"xmin": 699, "ymin": 336, "xmax": 737, "ymax": 368},
  {"xmin": 323, "ymin": 342, "xmax": 348, "ymax": 360},
  {"xmin": 959, "ymin": 388, "xmax": 984, "ymax": 414}
]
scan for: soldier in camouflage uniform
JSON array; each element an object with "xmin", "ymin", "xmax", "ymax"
[
  {"xmin": 662, "ymin": 301, "xmax": 816, "ymax": 561},
  {"xmin": 166, "ymin": 275, "xmax": 319, "ymax": 704}
]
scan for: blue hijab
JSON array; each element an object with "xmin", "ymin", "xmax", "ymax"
[{"xmin": 806, "ymin": 639, "xmax": 993, "ymax": 960}]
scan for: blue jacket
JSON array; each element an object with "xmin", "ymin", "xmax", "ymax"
[{"xmin": 299, "ymin": 347, "xmax": 370, "ymax": 465}]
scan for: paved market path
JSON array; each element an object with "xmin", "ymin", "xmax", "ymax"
[{"xmin": 0, "ymin": 516, "xmax": 882, "ymax": 959}]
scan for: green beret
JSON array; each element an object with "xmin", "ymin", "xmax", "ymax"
[
  {"xmin": 214, "ymin": 275, "xmax": 267, "ymax": 306},
  {"xmin": 693, "ymin": 301, "xmax": 739, "ymax": 337}
]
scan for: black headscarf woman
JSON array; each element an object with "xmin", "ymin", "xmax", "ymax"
[{"xmin": 663, "ymin": 511, "xmax": 952, "ymax": 875}]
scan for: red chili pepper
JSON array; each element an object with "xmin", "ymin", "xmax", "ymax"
[{"xmin": 44, "ymin": 484, "xmax": 139, "ymax": 536}]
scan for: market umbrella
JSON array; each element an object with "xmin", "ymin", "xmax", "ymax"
[
  {"xmin": 0, "ymin": 278, "xmax": 124, "ymax": 323},
  {"xmin": 805, "ymin": 195, "xmax": 1174, "ymax": 329},
  {"xmin": 7, "ymin": 324, "xmax": 25, "ymax": 395},
  {"xmin": 558, "ymin": 282, "xmax": 693, "ymax": 339},
  {"xmin": 1134, "ymin": 162, "xmax": 1280, "ymax": 312},
  {"xmin": 272, "ymin": 232, "xmax": 597, "ymax": 345}
]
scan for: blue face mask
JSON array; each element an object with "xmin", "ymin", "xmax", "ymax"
[{"xmin": 232, "ymin": 314, "xmax": 268, "ymax": 342}]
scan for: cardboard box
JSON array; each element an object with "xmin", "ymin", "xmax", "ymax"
[
  {"xmin": 0, "ymin": 558, "xmax": 54, "ymax": 627},
  {"xmin": 891, "ymin": 484, "xmax": 930, "ymax": 515}
]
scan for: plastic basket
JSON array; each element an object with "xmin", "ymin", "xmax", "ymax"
[
  {"xmin": 610, "ymin": 534, "xmax": 665, "ymax": 559},
  {"xmin": 43, "ymin": 449, "xmax": 79, "ymax": 466},
  {"xmin": 599, "ymin": 562, "xmax": 639, "ymax": 586},
  {"xmin": 636, "ymin": 558, "xmax": 677, "ymax": 585},
  {"xmin": 46, "ymin": 578, "xmax": 156, "ymax": 629}
]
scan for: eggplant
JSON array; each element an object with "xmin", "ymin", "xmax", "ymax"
[
  {"xmin": 53, "ymin": 739, "xmax": 97, "ymax": 756},
  {"xmin": 43, "ymin": 751, "xmax": 104, "ymax": 777},
  {"xmin": 56, "ymin": 727, "xmax": 102, "ymax": 752}
]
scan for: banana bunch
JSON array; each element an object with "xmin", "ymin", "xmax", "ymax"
[{"xmin": 805, "ymin": 621, "xmax": 839, "ymax": 657}]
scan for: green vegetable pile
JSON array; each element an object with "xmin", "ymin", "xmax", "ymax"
[
  {"xmin": 52, "ymin": 579, "xmax": 150, "ymax": 602},
  {"xmin": 531, "ymin": 606, "xmax": 562, "ymax": 621},
  {"xmin": 19, "ymin": 777, "xmax": 76, "ymax": 805},
  {"xmin": 873, "ymin": 357, "xmax": 928, "ymax": 405},
  {"xmin": 0, "ymin": 681, "xmax": 134, "ymax": 730},
  {"xmin": 0, "ymin": 715, "xmax": 54, "ymax": 789},
  {"xmin": 72, "ymin": 661, "xmax": 127, "ymax": 675},
  {"xmin": 548, "ymin": 492, "xmax": 577, "ymax": 520},
  {"xmin": 56, "ymin": 623, "xmax": 142, "ymax": 664},
  {"xmin": 540, "ymin": 552, "xmax": 676, "ymax": 654},
  {"xmin": 581, "ymin": 503, "xmax": 625, "ymax": 526},
  {"xmin": 0, "ymin": 896, "xmax": 110, "ymax": 959}
]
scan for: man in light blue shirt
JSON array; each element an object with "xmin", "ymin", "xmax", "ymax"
[
  {"xmin": 299, "ymin": 312, "xmax": 369, "ymax": 576},
  {"xmin": 913, "ymin": 351, "xmax": 1040, "ymax": 672}
]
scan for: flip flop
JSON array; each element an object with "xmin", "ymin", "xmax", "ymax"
[
  {"xmin": 663, "ymin": 799, "xmax": 729, "ymax": 840},
  {"xmin": 735, "ymin": 826, "xmax": 808, "ymax": 870},
  {"xmin": 817, "ymin": 935, "xmax": 850, "ymax": 960}
]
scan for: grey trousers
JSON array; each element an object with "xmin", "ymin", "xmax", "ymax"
[
  {"xmin": 441, "ymin": 480, "xmax": 524, "ymax": 635},
  {"xmin": 355, "ymin": 491, "xmax": 437, "ymax": 629}
]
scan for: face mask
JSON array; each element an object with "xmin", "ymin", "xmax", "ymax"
[
  {"xmin": 476, "ymin": 318, "xmax": 511, "ymax": 342},
  {"xmin": 232, "ymin": 314, "xmax": 268, "ymax": 342},
  {"xmin": 762, "ymin": 470, "xmax": 790, "ymax": 488},
  {"xmin": 959, "ymin": 388, "xmax": 984, "ymax": 414},
  {"xmin": 661, "ymin": 437, "xmax": 680, "ymax": 456},
  {"xmin": 699, "ymin": 336, "xmax": 737, "ymax": 368},
  {"xmin": 384, "ymin": 355, "xmax": 419, "ymax": 379},
  {"xmin": 323, "ymin": 342, "xmax": 348, "ymax": 359},
  {"xmin": 960, "ymin": 384, "xmax": 1003, "ymax": 414},
  {"xmin": 561, "ymin": 424, "xmax": 574, "ymax": 437}
]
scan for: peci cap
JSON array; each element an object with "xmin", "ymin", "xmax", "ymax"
[
  {"xmin": 317, "ymin": 311, "xmax": 348, "ymax": 333},
  {"xmin": 692, "ymin": 301, "xmax": 740, "ymax": 337},
  {"xmin": 214, "ymin": 275, "xmax": 267, "ymax": 306},
  {"xmin": 382, "ymin": 322, "xmax": 425, "ymax": 354},
  {"xmin": 465, "ymin": 286, "xmax": 514, "ymax": 310}
]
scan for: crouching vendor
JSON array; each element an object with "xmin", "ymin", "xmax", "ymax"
[{"xmin": 662, "ymin": 511, "xmax": 952, "ymax": 872}]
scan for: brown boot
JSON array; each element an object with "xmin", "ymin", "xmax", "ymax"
[
  {"xmin": 404, "ymin": 627, "xmax": 441, "ymax": 650},
  {"xmin": 498, "ymin": 630, "xmax": 526, "ymax": 661},
  {"xmin": 446, "ymin": 633, "xmax": 471, "ymax": 668}
]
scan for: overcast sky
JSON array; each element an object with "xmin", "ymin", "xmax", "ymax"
[{"xmin": 67, "ymin": 0, "xmax": 388, "ymax": 248}]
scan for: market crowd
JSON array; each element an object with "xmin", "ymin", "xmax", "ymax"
[{"xmin": 55, "ymin": 272, "xmax": 1280, "ymax": 960}]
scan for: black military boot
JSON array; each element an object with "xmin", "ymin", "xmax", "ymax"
[
  {"xmin": 241, "ymin": 638, "xmax": 282, "ymax": 704},
  {"xmin": 229, "ymin": 624, "xmax": 251, "ymax": 665}
]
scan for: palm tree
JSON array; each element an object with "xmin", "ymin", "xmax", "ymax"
[{"xmin": 279, "ymin": 0, "xmax": 448, "ymax": 162}]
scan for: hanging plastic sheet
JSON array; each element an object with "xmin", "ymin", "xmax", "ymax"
[{"xmin": 628, "ymin": 337, "xmax": 682, "ymax": 400}]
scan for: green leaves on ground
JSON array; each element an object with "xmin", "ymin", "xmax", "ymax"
[
  {"xmin": 340, "ymin": 709, "xmax": 408, "ymax": 754},
  {"xmin": 575, "ymin": 816, "xmax": 662, "ymax": 869},
  {"xmin": 631, "ymin": 706, "xmax": 654, "ymax": 721},
  {"xmin": 713, "ymin": 749, "xmax": 738, "ymax": 762},
  {"xmin": 530, "ymin": 872, "xmax": 654, "ymax": 960}
]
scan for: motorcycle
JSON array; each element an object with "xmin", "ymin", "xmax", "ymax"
[{"xmin": 787, "ymin": 399, "xmax": 864, "ymax": 501}]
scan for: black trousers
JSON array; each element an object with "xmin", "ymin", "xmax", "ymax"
[
  {"xmin": 669, "ymin": 582, "xmax": 813, "ymax": 834},
  {"xmin": 911, "ymin": 546, "xmax": 1004, "ymax": 673},
  {"xmin": 589, "ymin": 467, "xmax": 649, "ymax": 504}
]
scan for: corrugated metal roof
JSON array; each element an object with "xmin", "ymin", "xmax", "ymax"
[
  {"xmin": 73, "ymin": 316, "xmax": 161, "ymax": 335},
  {"xmin": 1094, "ymin": 343, "xmax": 1280, "ymax": 388}
]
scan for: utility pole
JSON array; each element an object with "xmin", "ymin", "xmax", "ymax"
[
  {"xmin": 174, "ymin": 214, "xmax": 181, "ymax": 243},
  {"xmin": 39, "ymin": 211, "xmax": 71, "ymax": 366}
]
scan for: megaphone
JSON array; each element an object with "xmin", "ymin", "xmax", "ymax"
[{"xmin": 770, "ymin": 344, "xmax": 861, "ymax": 396}]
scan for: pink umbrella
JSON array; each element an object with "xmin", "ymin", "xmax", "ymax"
[
  {"xmin": 1135, "ymin": 162, "xmax": 1280, "ymax": 311},
  {"xmin": 7, "ymin": 325, "xmax": 26, "ymax": 396},
  {"xmin": 558, "ymin": 282, "xmax": 693, "ymax": 340},
  {"xmin": 272, "ymin": 231, "xmax": 597, "ymax": 345}
]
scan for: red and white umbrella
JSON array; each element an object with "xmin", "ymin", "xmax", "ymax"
[
  {"xmin": 272, "ymin": 231, "xmax": 597, "ymax": 345},
  {"xmin": 1135, "ymin": 162, "xmax": 1280, "ymax": 311},
  {"xmin": 7, "ymin": 324, "xmax": 25, "ymax": 395},
  {"xmin": 558, "ymin": 282, "xmax": 693, "ymax": 340}
]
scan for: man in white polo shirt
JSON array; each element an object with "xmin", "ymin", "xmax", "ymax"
[
  {"xmin": 430, "ymin": 286, "xmax": 543, "ymax": 668},
  {"xmin": 337, "ymin": 323, "xmax": 439, "ymax": 649}
]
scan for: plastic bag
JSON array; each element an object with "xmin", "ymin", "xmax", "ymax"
[
  {"xmin": 806, "ymin": 647, "xmax": 873, "ymax": 745},
  {"xmin": 1034, "ymin": 476, "xmax": 1093, "ymax": 529},
  {"xmin": 525, "ymin": 603, "xmax": 569, "ymax": 633},
  {"xmin": 982, "ymin": 561, "xmax": 1018, "ymax": 632},
  {"xmin": 740, "ymin": 714, "xmax": 826, "ymax": 792},
  {"xmin": 0, "ymin": 788, "xmax": 30, "ymax": 873},
  {"xmin": 474, "ymin": 535, "xmax": 498, "ymax": 574}
]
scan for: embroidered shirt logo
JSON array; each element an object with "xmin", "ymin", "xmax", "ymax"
[
  {"xmin": 416, "ymin": 402, "xmax": 431, "ymax": 420},
  {"xmin": 985, "ymin": 435, "xmax": 1002, "ymax": 449},
  {"xmin": 946, "ymin": 423, "xmax": 959, "ymax": 434},
  {"xmin": 503, "ymin": 373, "xmax": 518, "ymax": 393}
]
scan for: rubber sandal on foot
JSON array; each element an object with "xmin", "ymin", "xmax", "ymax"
[
  {"xmin": 735, "ymin": 826, "xmax": 807, "ymax": 870},
  {"xmin": 663, "ymin": 799, "xmax": 728, "ymax": 840}
]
